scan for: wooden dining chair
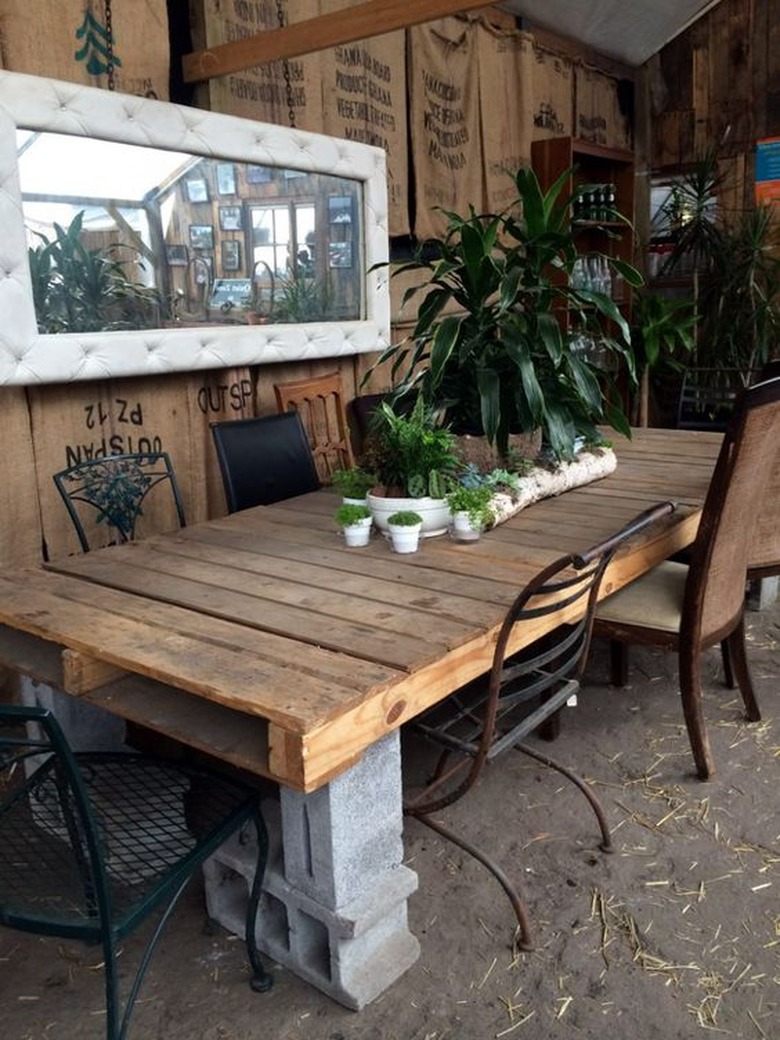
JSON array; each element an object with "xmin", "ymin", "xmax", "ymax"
[
  {"xmin": 0, "ymin": 702, "xmax": 272, "ymax": 1040},
  {"xmin": 404, "ymin": 501, "xmax": 676, "ymax": 949},
  {"xmin": 53, "ymin": 452, "xmax": 187, "ymax": 552},
  {"xmin": 273, "ymin": 371, "xmax": 354, "ymax": 481},
  {"xmin": 210, "ymin": 411, "xmax": 320, "ymax": 512},
  {"xmin": 593, "ymin": 375, "xmax": 780, "ymax": 780},
  {"xmin": 721, "ymin": 361, "xmax": 780, "ymax": 686}
]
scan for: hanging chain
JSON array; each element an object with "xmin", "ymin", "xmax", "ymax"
[
  {"xmin": 104, "ymin": 0, "xmax": 116, "ymax": 91},
  {"xmin": 275, "ymin": 0, "xmax": 296, "ymax": 128}
]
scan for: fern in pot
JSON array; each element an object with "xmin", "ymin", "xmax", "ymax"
[
  {"xmin": 361, "ymin": 397, "xmax": 458, "ymax": 537},
  {"xmin": 445, "ymin": 482, "xmax": 495, "ymax": 541}
]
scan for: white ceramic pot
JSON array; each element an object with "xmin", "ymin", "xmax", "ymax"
[
  {"xmin": 342, "ymin": 516, "xmax": 372, "ymax": 547},
  {"xmin": 387, "ymin": 521, "xmax": 422, "ymax": 554},
  {"xmin": 342, "ymin": 496, "xmax": 368, "ymax": 506},
  {"xmin": 450, "ymin": 510, "xmax": 481, "ymax": 542},
  {"xmin": 367, "ymin": 492, "xmax": 450, "ymax": 537}
]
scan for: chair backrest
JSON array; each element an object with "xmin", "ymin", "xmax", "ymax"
[
  {"xmin": 53, "ymin": 452, "xmax": 187, "ymax": 553},
  {"xmin": 411, "ymin": 502, "xmax": 676, "ymax": 813},
  {"xmin": 210, "ymin": 411, "xmax": 320, "ymax": 512},
  {"xmin": 0, "ymin": 703, "xmax": 113, "ymax": 935},
  {"xmin": 273, "ymin": 371, "xmax": 354, "ymax": 480},
  {"xmin": 686, "ymin": 375, "xmax": 780, "ymax": 639},
  {"xmin": 749, "ymin": 364, "xmax": 780, "ymax": 576},
  {"xmin": 676, "ymin": 367, "xmax": 745, "ymax": 431}
]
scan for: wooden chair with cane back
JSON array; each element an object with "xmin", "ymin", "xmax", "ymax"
[{"xmin": 593, "ymin": 375, "xmax": 780, "ymax": 779}]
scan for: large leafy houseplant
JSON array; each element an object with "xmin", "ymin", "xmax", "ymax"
[
  {"xmin": 28, "ymin": 211, "xmax": 163, "ymax": 333},
  {"xmin": 655, "ymin": 150, "xmax": 780, "ymax": 380},
  {"xmin": 371, "ymin": 166, "xmax": 642, "ymax": 459}
]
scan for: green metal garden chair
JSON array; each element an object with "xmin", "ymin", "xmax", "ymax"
[
  {"xmin": 53, "ymin": 451, "xmax": 187, "ymax": 552},
  {"xmin": 0, "ymin": 704, "xmax": 272, "ymax": 1040}
]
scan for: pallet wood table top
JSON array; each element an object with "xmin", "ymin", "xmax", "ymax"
[{"xmin": 0, "ymin": 428, "xmax": 722, "ymax": 791}]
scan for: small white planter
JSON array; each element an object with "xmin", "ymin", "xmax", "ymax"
[
  {"xmin": 342, "ymin": 516, "xmax": 372, "ymax": 547},
  {"xmin": 387, "ymin": 521, "xmax": 422, "ymax": 554},
  {"xmin": 342, "ymin": 496, "xmax": 368, "ymax": 507},
  {"xmin": 450, "ymin": 510, "xmax": 482, "ymax": 542}
]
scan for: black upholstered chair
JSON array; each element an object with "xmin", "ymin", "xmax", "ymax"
[
  {"xmin": 210, "ymin": 411, "xmax": 320, "ymax": 512},
  {"xmin": 53, "ymin": 452, "xmax": 187, "ymax": 552},
  {"xmin": 0, "ymin": 703, "xmax": 272, "ymax": 1040}
]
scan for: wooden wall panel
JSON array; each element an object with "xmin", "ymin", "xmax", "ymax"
[{"xmin": 653, "ymin": 0, "xmax": 780, "ymax": 187}]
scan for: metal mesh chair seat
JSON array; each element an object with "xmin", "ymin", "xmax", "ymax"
[{"xmin": 1, "ymin": 706, "xmax": 272, "ymax": 1039}]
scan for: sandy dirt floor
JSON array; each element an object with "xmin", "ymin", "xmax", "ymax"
[{"xmin": 1, "ymin": 602, "xmax": 778, "ymax": 1040}]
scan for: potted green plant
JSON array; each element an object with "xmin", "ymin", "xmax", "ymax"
[
  {"xmin": 331, "ymin": 466, "xmax": 378, "ymax": 504},
  {"xmin": 630, "ymin": 290, "xmax": 697, "ymax": 426},
  {"xmin": 28, "ymin": 210, "xmax": 163, "ymax": 333},
  {"xmin": 362, "ymin": 397, "xmax": 459, "ymax": 536},
  {"xmin": 386, "ymin": 510, "xmax": 423, "ymax": 554},
  {"xmin": 654, "ymin": 149, "xmax": 780, "ymax": 389},
  {"xmin": 368, "ymin": 166, "xmax": 642, "ymax": 460},
  {"xmin": 445, "ymin": 483, "xmax": 496, "ymax": 541},
  {"xmin": 334, "ymin": 503, "xmax": 373, "ymax": 547}
]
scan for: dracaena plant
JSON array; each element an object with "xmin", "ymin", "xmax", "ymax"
[{"xmin": 370, "ymin": 166, "xmax": 643, "ymax": 459}]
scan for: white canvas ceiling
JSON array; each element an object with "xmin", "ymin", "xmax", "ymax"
[{"xmin": 502, "ymin": 0, "xmax": 724, "ymax": 66}]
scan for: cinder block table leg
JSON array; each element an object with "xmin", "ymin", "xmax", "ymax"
[{"xmin": 203, "ymin": 732, "xmax": 420, "ymax": 1009}]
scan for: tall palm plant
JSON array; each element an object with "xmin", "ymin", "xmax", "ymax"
[{"xmin": 371, "ymin": 166, "xmax": 642, "ymax": 459}]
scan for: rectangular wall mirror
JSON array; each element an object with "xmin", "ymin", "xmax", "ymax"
[{"xmin": 0, "ymin": 71, "xmax": 390, "ymax": 385}]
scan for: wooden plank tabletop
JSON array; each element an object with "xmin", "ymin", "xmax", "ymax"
[{"xmin": 0, "ymin": 428, "xmax": 722, "ymax": 791}]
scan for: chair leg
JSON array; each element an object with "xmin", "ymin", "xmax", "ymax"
[
  {"xmin": 720, "ymin": 639, "xmax": 735, "ymax": 689},
  {"xmin": 609, "ymin": 640, "xmax": 630, "ymax": 686},
  {"xmin": 515, "ymin": 742, "xmax": 613, "ymax": 853},
  {"xmin": 407, "ymin": 809, "xmax": 534, "ymax": 950},
  {"xmin": 723, "ymin": 617, "xmax": 761, "ymax": 722},
  {"xmin": 246, "ymin": 811, "xmax": 274, "ymax": 993},
  {"xmin": 678, "ymin": 648, "xmax": 715, "ymax": 780}
]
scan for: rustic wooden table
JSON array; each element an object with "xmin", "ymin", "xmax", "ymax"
[
  {"xmin": 0, "ymin": 427, "xmax": 723, "ymax": 1005},
  {"xmin": 0, "ymin": 427, "xmax": 722, "ymax": 793}
]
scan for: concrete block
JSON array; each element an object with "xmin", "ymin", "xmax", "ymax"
[
  {"xmin": 202, "ymin": 733, "xmax": 421, "ymax": 1008},
  {"xmin": 747, "ymin": 575, "xmax": 778, "ymax": 611},
  {"xmin": 281, "ymin": 732, "xmax": 404, "ymax": 909}
]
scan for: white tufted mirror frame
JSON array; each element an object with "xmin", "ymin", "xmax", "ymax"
[{"xmin": 0, "ymin": 71, "xmax": 390, "ymax": 386}]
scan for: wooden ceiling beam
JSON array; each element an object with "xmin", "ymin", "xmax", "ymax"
[{"xmin": 182, "ymin": 0, "xmax": 495, "ymax": 84}]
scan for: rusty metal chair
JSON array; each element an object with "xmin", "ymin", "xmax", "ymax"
[
  {"xmin": 594, "ymin": 375, "xmax": 780, "ymax": 780},
  {"xmin": 274, "ymin": 371, "xmax": 354, "ymax": 481},
  {"xmin": 53, "ymin": 452, "xmax": 187, "ymax": 553},
  {"xmin": 404, "ymin": 502, "xmax": 676, "ymax": 949},
  {"xmin": 0, "ymin": 703, "xmax": 272, "ymax": 1040}
]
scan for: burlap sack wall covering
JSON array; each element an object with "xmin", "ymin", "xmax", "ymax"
[
  {"xmin": 575, "ymin": 64, "xmax": 632, "ymax": 151},
  {"xmin": 531, "ymin": 45, "xmax": 574, "ymax": 141},
  {"xmin": 28, "ymin": 368, "xmax": 255, "ymax": 560},
  {"xmin": 319, "ymin": 0, "xmax": 409, "ymax": 236},
  {"xmin": 190, "ymin": 0, "xmax": 323, "ymax": 131},
  {"xmin": 474, "ymin": 20, "xmax": 535, "ymax": 215},
  {"xmin": 409, "ymin": 17, "xmax": 482, "ymax": 241},
  {"xmin": 191, "ymin": 0, "xmax": 410, "ymax": 236},
  {"xmin": 0, "ymin": 0, "xmax": 170, "ymax": 98}
]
